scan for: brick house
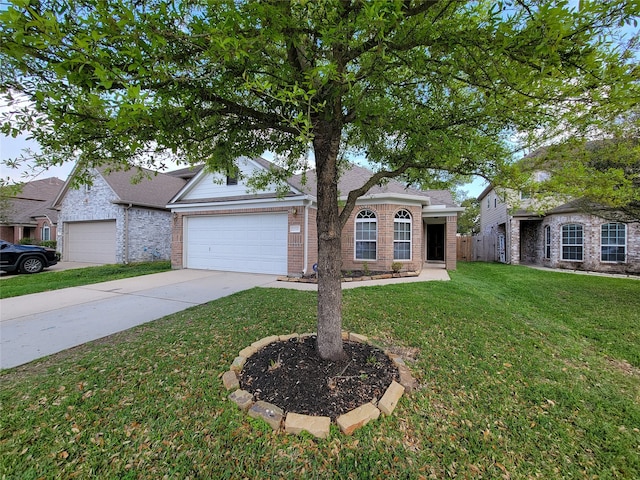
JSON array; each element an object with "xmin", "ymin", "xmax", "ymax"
[
  {"xmin": 478, "ymin": 183, "xmax": 640, "ymax": 275},
  {"xmin": 168, "ymin": 158, "xmax": 462, "ymax": 276},
  {"xmin": 52, "ymin": 166, "xmax": 187, "ymax": 264},
  {"xmin": 0, "ymin": 177, "xmax": 63, "ymax": 244}
]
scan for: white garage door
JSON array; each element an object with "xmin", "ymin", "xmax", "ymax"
[
  {"xmin": 65, "ymin": 221, "xmax": 117, "ymax": 263},
  {"xmin": 185, "ymin": 214, "xmax": 288, "ymax": 274}
]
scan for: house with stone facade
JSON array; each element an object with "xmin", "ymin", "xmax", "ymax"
[
  {"xmin": 168, "ymin": 158, "xmax": 462, "ymax": 276},
  {"xmin": 0, "ymin": 177, "xmax": 64, "ymax": 245},
  {"xmin": 478, "ymin": 181, "xmax": 640, "ymax": 275},
  {"xmin": 52, "ymin": 166, "xmax": 187, "ymax": 264}
]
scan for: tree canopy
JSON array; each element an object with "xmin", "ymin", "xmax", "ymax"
[{"xmin": 1, "ymin": 0, "xmax": 638, "ymax": 359}]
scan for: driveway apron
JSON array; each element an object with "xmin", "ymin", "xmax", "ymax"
[{"xmin": 0, "ymin": 270, "xmax": 278, "ymax": 369}]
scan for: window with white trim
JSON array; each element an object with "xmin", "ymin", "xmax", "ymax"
[
  {"xmin": 42, "ymin": 225, "xmax": 51, "ymax": 241},
  {"xmin": 561, "ymin": 224, "xmax": 583, "ymax": 261},
  {"xmin": 394, "ymin": 210, "xmax": 412, "ymax": 260},
  {"xmin": 355, "ymin": 209, "xmax": 377, "ymax": 260},
  {"xmin": 601, "ymin": 223, "xmax": 626, "ymax": 262},
  {"xmin": 544, "ymin": 225, "xmax": 551, "ymax": 259}
]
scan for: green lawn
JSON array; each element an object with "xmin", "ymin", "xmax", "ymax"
[
  {"xmin": 0, "ymin": 262, "xmax": 171, "ymax": 299},
  {"xmin": 1, "ymin": 263, "xmax": 638, "ymax": 479}
]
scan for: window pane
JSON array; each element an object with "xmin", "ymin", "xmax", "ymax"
[
  {"xmin": 394, "ymin": 243, "xmax": 411, "ymax": 260},
  {"xmin": 601, "ymin": 223, "xmax": 626, "ymax": 262},
  {"xmin": 356, "ymin": 242, "xmax": 376, "ymax": 260}
]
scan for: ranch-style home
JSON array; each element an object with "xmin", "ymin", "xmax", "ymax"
[
  {"xmin": 53, "ymin": 166, "xmax": 187, "ymax": 264},
  {"xmin": 168, "ymin": 157, "xmax": 463, "ymax": 276}
]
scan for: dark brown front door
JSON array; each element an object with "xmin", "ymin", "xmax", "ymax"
[{"xmin": 426, "ymin": 224, "xmax": 445, "ymax": 261}]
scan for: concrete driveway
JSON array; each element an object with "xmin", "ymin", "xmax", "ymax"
[{"xmin": 0, "ymin": 269, "xmax": 279, "ymax": 369}]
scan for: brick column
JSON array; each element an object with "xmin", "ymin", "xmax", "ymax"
[{"xmin": 446, "ymin": 215, "xmax": 457, "ymax": 270}]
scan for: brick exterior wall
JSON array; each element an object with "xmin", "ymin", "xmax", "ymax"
[
  {"xmin": 340, "ymin": 204, "xmax": 424, "ymax": 273},
  {"xmin": 58, "ymin": 174, "xmax": 172, "ymax": 263},
  {"xmin": 446, "ymin": 215, "xmax": 457, "ymax": 270},
  {"xmin": 538, "ymin": 213, "xmax": 640, "ymax": 275}
]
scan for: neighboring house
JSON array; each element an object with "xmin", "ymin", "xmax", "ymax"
[
  {"xmin": 53, "ymin": 167, "xmax": 187, "ymax": 264},
  {"xmin": 0, "ymin": 177, "xmax": 64, "ymax": 244},
  {"xmin": 168, "ymin": 157, "xmax": 463, "ymax": 276},
  {"xmin": 478, "ymin": 178, "xmax": 640, "ymax": 275}
]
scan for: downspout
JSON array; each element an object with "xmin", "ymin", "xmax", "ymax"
[
  {"xmin": 124, "ymin": 204, "xmax": 132, "ymax": 264},
  {"xmin": 303, "ymin": 202, "xmax": 309, "ymax": 275}
]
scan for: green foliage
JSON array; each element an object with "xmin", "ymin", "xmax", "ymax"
[
  {"xmin": 457, "ymin": 198, "xmax": 480, "ymax": 235},
  {"xmin": 1, "ymin": 264, "xmax": 639, "ymax": 478},
  {"xmin": 0, "ymin": 1, "xmax": 637, "ymax": 195}
]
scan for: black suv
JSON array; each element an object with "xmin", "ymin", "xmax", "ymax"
[{"xmin": 0, "ymin": 240, "xmax": 58, "ymax": 274}]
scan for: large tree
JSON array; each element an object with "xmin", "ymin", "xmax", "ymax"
[{"xmin": 1, "ymin": 0, "xmax": 638, "ymax": 360}]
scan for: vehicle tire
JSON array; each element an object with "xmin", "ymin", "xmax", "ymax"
[{"xmin": 20, "ymin": 256, "xmax": 44, "ymax": 274}]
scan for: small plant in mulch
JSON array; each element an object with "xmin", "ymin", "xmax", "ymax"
[{"xmin": 239, "ymin": 336, "xmax": 399, "ymax": 421}]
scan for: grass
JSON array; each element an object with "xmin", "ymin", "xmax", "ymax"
[
  {"xmin": 1, "ymin": 263, "xmax": 639, "ymax": 479},
  {"xmin": 0, "ymin": 261, "xmax": 171, "ymax": 299}
]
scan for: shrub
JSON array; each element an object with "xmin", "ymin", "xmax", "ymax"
[{"xmin": 391, "ymin": 262, "xmax": 403, "ymax": 273}]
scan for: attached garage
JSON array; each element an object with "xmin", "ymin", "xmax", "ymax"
[
  {"xmin": 184, "ymin": 213, "xmax": 288, "ymax": 274},
  {"xmin": 65, "ymin": 221, "xmax": 117, "ymax": 263}
]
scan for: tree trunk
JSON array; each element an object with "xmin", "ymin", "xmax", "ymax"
[{"xmin": 313, "ymin": 124, "xmax": 347, "ymax": 361}]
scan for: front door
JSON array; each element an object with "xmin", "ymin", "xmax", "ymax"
[{"xmin": 426, "ymin": 224, "xmax": 445, "ymax": 262}]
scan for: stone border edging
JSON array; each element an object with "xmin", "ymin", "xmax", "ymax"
[
  {"xmin": 277, "ymin": 271, "xmax": 420, "ymax": 284},
  {"xmin": 222, "ymin": 332, "xmax": 418, "ymax": 438}
]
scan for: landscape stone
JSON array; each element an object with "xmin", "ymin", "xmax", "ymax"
[
  {"xmin": 230, "ymin": 356, "xmax": 246, "ymax": 371},
  {"xmin": 378, "ymin": 381, "xmax": 405, "ymax": 415},
  {"xmin": 336, "ymin": 402, "xmax": 380, "ymax": 435},
  {"xmin": 248, "ymin": 401, "xmax": 284, "ymax": 431},
  {"xmin": 397, "ymin": 365, "xmax": 418, "ymax": 394},
  {"xmin": 229, "ymin": 389, "xmax": 254, "ymax": 411},
  {"xmin": 251, "ymin": 335, "xmax": 280, "ymax": 350},
  {"xmin": 279, "ymin": 333, "xmax": 299, "ymax": 342},
  {"xmin": 285, "ymin": 412, "xmax": 331, "ymax": 439},
  {"xmin": 238, "ymin": 345, "xmax": 257, "ymax": 358},
  {"xmin": 349, "ymin": 332, "xmax": 368, "ymax": 343},
  {"xmin": 222, "ymin": 370, "xmax": 240, "ymax": 391}
]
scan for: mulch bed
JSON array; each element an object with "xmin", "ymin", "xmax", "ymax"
[{"xmin": 239, "ymin": 336, "xmax": 399, "ymax": 421}]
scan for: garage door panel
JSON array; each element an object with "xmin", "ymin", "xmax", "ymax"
[
  {"xmin": 185, "ymin": 214, "xmax": 287, "ymax": 274},
  {"xmin": 66, "ymin": 221, "xmax": 116, "ymax": 263}
]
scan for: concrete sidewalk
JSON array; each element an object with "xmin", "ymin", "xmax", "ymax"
[{"xmin": 0, "ymin": 266, "xmax": 449, "ymax": 370}]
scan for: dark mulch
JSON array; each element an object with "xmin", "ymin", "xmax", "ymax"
[{"xmin": 239, "ymin": 336, "xmax": 399, "ymax": 421}]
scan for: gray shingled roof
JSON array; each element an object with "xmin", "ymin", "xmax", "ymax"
[
  {"xmin": 98, "ymin": 167, "xmax": 188, "ymax": 208},
  {"xmin": 289, "ymin": 163, "xmax": 457, "ymax": 207},
  {"xmin": 1, "ymin": 177, "xmax": 63, "ymax": 225}
]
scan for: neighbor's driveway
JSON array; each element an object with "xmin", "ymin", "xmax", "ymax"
[{"xmin": 0, "ymin": 269, "xmax": 279, "ymax": 369}]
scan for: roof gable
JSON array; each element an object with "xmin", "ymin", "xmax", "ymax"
[
  {"xmin": 170, "ymin": 156, "xmax": 297, "ymax": 204},
  {"xmin": 54, "ymin": 164, "xmax": 187, "ymax": 209}
]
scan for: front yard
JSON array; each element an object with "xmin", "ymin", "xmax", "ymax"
[{"xmin": 1, "ymin": 263, "xmax": 638, "ymax": 478}]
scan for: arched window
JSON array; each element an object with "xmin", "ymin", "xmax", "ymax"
[
  {"xmin": 42, "ymin": 224, "xmax": 51, "ymax": 242},
  {"xmin": 601, "ymin": 223, "xmax": 626, "ymax": 262},
  {"xmin": 394, "ymin": 210, "xmax": 412, "ymax": 260},
  {"xmin": 561, "ymin": 224, "xmax": 583, "ymax": 261},
  {"xmin": 355, "ymin": 209, "xmax": 377, "ymax": 260}
]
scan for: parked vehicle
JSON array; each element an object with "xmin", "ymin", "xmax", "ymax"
[{"xmin": 0, "ymin": 240, "xmax": 58, "ymax": 274}]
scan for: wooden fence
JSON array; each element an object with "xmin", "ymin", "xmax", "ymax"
[{"xmin": 457, "ymin": 235, "xmax": 498, "ymax": 262}]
